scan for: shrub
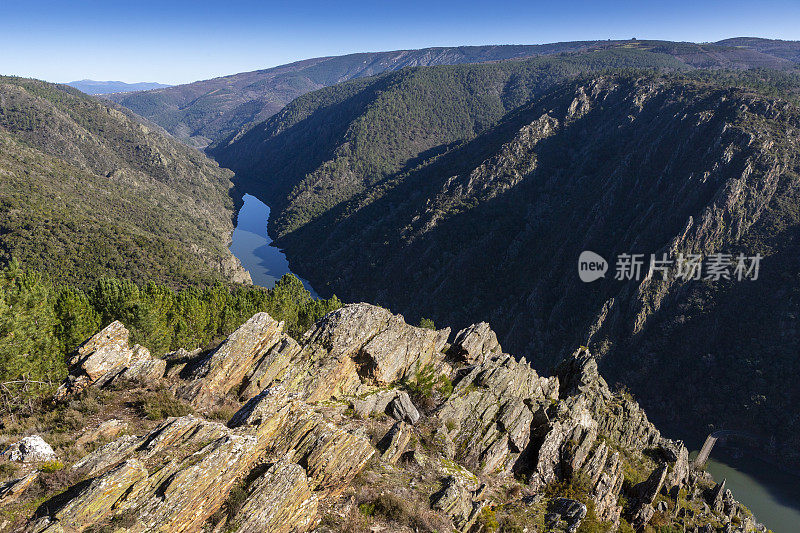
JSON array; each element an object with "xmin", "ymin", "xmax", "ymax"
[
  {"xmin": 419, "ymin": 318, "xmax": 436, "ymax": 330},
  {"xmin": 39, "ymin": 460, "xmax": 64, "ymax": 473},
  {"xmin": 137, "ymin": 390, "xmax": 193, "ymax": 420}
]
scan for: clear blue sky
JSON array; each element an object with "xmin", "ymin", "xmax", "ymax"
[{"xmin": 2, "ymin": 0, "xmax": 799, "ymax": 85}]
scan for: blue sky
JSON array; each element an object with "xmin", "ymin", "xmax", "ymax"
[{"xmin": 2, "ymin": 0, "xmax": 799, "ymax": 85}]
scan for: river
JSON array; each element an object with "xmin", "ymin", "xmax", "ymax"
[
  {"xmin": 690, "ymin": 447, "xmax": 800, "ymax": 533},
  {"xmin": 229, "ymin": 194, "xmax": 318, "ymax": 296}
]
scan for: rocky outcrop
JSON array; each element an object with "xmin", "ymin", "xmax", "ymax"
[
  {"xmin": 8, "ymin": 307, "xmax": 764, "ymax": 533},
  {"xmin": 439, "ymin": 346, "xmax": 559, "ymax": 474},
  {"xmin": 55, "ymin": 321, "xmax": 166, "ymax": 399},
  {"xmin": 2, "ymin": 436, "xmax": 56, "ymax": 463},
  {"xmin": 177, "ymin": 312, "xmax": 289, "ymax": 405},
  {"xmin": 75, "ymin": 419, "xmax": 127, "ymax": 448},
  {"xmin": 546, "ymin": 498, "xmax": 587, "ymax": 533},
  {"xmin": 431, "ymin": 475, "xmax": 486, "ymax": 532},
  {"xmin": 378, "ymin": 421, "xmax": 412, "ymax": 464},
  {"xmin": 33, "ymin": 416, "xmax": 269, "ymax": 532},
  {"xmin": 0, "ymin": 472, "xmax": 37, "ymax": 506},
  {"xmin": 451, "ymin": 322, "xmax": 501, "ymax": 364}
]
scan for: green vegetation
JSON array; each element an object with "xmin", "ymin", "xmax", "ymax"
[
  {"xmin": 0, "ymin": 260, "xmax": 341, "ymax": 412},
  {"xmin": 418, "ymin": 317, "xmax": 436, "ymax": 330},
  {"xmin": 0, "ymin": 75, "xmax": 242, "ymax": 288},
  {"xmin": 214, "ymin": 48, "xmax": 692, "ymax": 238}
]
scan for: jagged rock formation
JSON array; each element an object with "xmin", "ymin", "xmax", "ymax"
[
  {"xmin": 55, "ymin": 321, "xmax": 167, "ymax": 400},
  {"xmin": 2, "ymin": 305, "xmax": 766, "ymax": 532}
]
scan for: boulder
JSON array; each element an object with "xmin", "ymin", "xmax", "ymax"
[
  {"xmin": 388, "ymin": 391, "xmax": 420, "ymax": 424},
  {"xmin": 55, "ymin": 321, "xmax": 134, "ymax": 398},
  {"xmin": 351, "ymin": 389, "xmax": 399, "ymax": 418},
  {"xmin": 546, "ymin": 498, "xmax": 587, "ymax": 533},
  {"xmin": 2, "ymin": 435, "xmax": 56, "ymax": 462}
]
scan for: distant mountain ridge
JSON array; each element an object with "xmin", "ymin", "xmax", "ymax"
[
  {"xmin": 66, "ymin": 79, "xmax": 171, "ymax": 94},
  {"xmin": 109, "ymin": 38, "xmax": 800, "ymax": 148}
]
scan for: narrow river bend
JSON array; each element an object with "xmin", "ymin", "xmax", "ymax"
[{"xmin": 229, "ymin": 194, "xmax": 318, "ymax": 296}]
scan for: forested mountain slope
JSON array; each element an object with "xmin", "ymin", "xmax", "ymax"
[
  {"xmin": 215, "ymin": 70, "xmax": 800, "ymax": 466},
  {"xmin": 212, "ymin": 48, "xmax": 694, "ymax": 235},
  {"xmin": 0, "ymin": 76, "xmax": 248, "ymax": 287},
  {"xmin": 110, "ymin": 39, "xmax": 799, "ymax": 148}
]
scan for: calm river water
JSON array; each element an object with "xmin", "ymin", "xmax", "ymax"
[{"xmin": 229, "ymin": 194, "xmax": 318, "ymax": 296}]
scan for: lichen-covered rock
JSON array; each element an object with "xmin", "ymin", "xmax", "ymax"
[
  {"xmin": 546, "ymin": 498, "xmax": 587, "ymax": 533},
  {"xmin": 54, "ymin": 322, "xmax": 168, "ymax": 399},
  {"xmin": 76, "ymin": 419, "xmax": 127, "ymax": 448},
  {"xmin": 51, "ymin": 459, "xmax": 147, "ymax": 531},
  {"xmin": 70, "ymin": 321, "xmax": 133, "ymax": 381},
  {"xmin": 178, "ymin": 312, "xmax": 288, "ymax": 405},
  {"xmin": 431, "ymin": 475, "xmax": 485, "ymax": 532},
  {"xmin": 120, "ymin": 345, "xmax": 166, "ymax": 383},
  {"xmin": 635, "ymin": 463, "xmax": 668, "ymax": 505},
  {"xmin": 451, "ymin": 322, "xmax": 501, "ymax": 364},
  {"xmin": 2, "ymin": 435, "xmax": 56, "ymax": 463},
  {"xmin": 265, "ymin": 405, "xmax": 375, "ymax": 492},
  {"xmin": 351, "ymin": 389, "xmax": 399, "ymax": 418},
  {"xmin": 232, "ymin": 460, "xmax": 318, "ymax": 533},
  {"xmin": 440, "ymin": 352, "xmax": 558, "ymax": 474},
  {"xmin": 290, "ymin": 304, "xmax": 451, "ymax": 402},
  {"xmin": 37, "ymin": 416, "xmax": 269, "ymax": 532},
  {"xmin": 228, "ymin": 385, "xmax": 293, "ymax": 427},
  {"xmin": 55, "ymin": 321, "xmax": 134, "ymax": 398},
  {"xmin": 0, "ymin": 472, "xmax": 38, "ymax": 506}
]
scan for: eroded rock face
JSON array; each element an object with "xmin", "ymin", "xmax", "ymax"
[
  {"xmin": 178, "ymin": 312, "xmax": 287, "ymax": 405},
  {"xmin": 546, "ymin": 498, "xmax": 587, "ymax": 533},
  {"xmin": 378, "ymin": 421, "xmax": 412, "ymax": 464},
  {"xmin": 431, "ymin": 475, "xmax": 485, "ymax": 532},
  {"xmin": 439, "ymin": 352, "xmax": 558, "ymax": 474},
  {"xmin": 0, "ymin": 472, "xmax": 38, "ymax": 506},
  {"xmin": 34, "ymin": 416, "xmax": 271, "ymax": 533},
  {"xmin": 2, "ymin": 436, "xmax": 56, "ymax": 463}
]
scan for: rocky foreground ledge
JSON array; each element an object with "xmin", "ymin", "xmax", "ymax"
[{"xmin": 1, "ymin": 304, "xmax": 765, "ymax": 532}]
